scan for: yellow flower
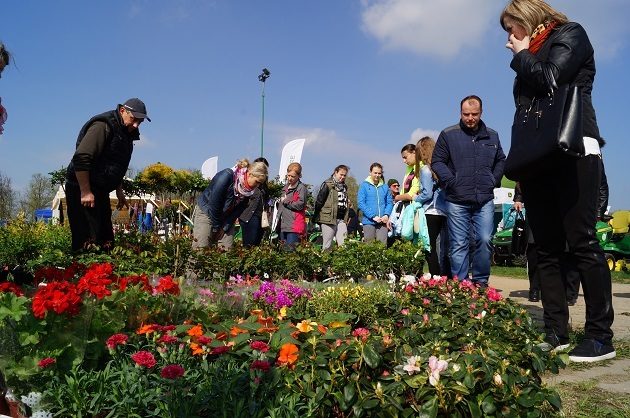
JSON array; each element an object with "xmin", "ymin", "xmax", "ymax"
[
  {"xmin": 329, "ymin": 321, "xmax": 347, "ymax": 329},
  {"xmin": 296, "ymin": 320, "xmax": 318, "ymax": 333}
]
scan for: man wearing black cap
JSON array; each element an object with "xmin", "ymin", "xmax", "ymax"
[{"xmin": 65, "ymin": 98, "xmax": 150, "ymax": 251}]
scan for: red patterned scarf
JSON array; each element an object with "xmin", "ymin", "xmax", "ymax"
[{"xmin": 529, "ymin": 20, "xmax": 558, "ymax": 54}]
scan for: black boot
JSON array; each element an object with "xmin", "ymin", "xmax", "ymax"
[{"xmin": 528, "ymin": 288, "xmax": 540, "ymax": 302}]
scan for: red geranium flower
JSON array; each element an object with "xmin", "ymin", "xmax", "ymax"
[
  {"xmin": 131, "ymin": 351, "xmax": 157, "ymax": 368},
  {"xmin": 38, "ymin": 357, "xmax": 56, "ymax": 369},
  {"xmin": 210, "ymin": 346, "xmax": 230, "ymax": 355},
  {"xmin": 154, "ymin": 275, "xmax": 180, "ymax": 296},
  {"xmin": 250, "ymin": 341, "xmax": 270, "ymax": 353},
  {"xmin": 117, "ymin": 274, "xmax": 151, "ymax": 292},
  {"xmin": 197, "ymin": 335, "xmax": 212, "ymax": 345},
  {"xmin": 160, "ymin": 364, "xmax": 185, "ymax": 379},
  {"xmin": 157, "ymin": 334, "xmax": 179, "ymax": 344},
  {"xmin": 0, "ymin": 282, "xmax": 24, "ymax": 296},
  {"xmin": 106, "ymin": 333, "xmax": 129, "ymax": 350},
  {"xmin": 32, "ymin": 281, "xmax": 82, "ymax": 319},
  {"xmin": 250, "ymin": 360, "xmax": 271, "ymax": 372},
  {"xmin": 77, "ymin": 263, "xmax": 114, "ymax": 299}
]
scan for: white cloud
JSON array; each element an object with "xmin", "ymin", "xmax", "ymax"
[
  {"xmin": 361, "ymin": 0, "xmax": 629, "ymax": 61},
  {"xmin": 410, "ymin": 128, "xmax": 440, "ymax": 143},
  {"xmin": 361, "ymin": 0, "xmax": 501, "ymax": 59}
]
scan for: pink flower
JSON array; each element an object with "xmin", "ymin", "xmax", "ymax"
[
  {"xmin": 250, "ymin": 341, "xmax": 270, "ymax": 352},
  {"xmin": 106, "ymin": 333, "xmax": 128, "ymax": 350},
  {"xmin": 157, "ymin": 335, "xmax": 178, "ymax": 344},
  {"xmin": 250, "ymin": 360, "xmax": 271, "ymax": 372},
  {"xmin": 428, "ymin": 356, "xmax": 448, "ymax": 386},
  {"xmin": 486, "ymin": 287, "xmax": 503, "ymax": 301},
  {"xmin": 160, "ymin": 364, "xmax": 185, "ymax": 379},
  {"xmin": 131, "ymin": 351, "xmax": 156, "ymax": 368},
  {"xmin": 38, "ymin": 357, "xmax": 56, "ymax": 369},
  {"xmin": 400, "ymin": 308, "xmax": 410, "ymax": 316},
  {"xmin": 422, "ymin": 298, "xmax": 430, "ymax": 306},
  {"xmin": 352, "ymin": 327, "xmax": 370, "ymax": 342},
  {"xmin": 403, "ymin": 356, "xmax": 422, "ymax": 375},
  {"xmin": 423, "ymin": 313, "xmax": 430, "ymax": 325},
  {"xmin": 197, "ymin": 335, "xmax": 212, "ymax": 345}
]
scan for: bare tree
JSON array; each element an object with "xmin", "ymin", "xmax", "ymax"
[
  {"xmin": 0, "ymin": 171, "xmax": 16, "ymax": 221},
  {"xmin": 18, "ymin": 173, "xmax": 56, "ymax": 220}
]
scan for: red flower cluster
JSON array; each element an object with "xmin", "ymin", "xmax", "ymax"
[
  {"xmin": 154, "ymin": 275, "xmax": 180, "ymax": 296},
  {"xmin": 250, "ymin": 360, "xmax": 271, "ymax": 372},
  {"xmin": 32, "ymin": 281, "xmax": 82, "ymax": 319},
  {"xmin": 210, "ymin": 346, "xmax": 230, "ymax": 356},
  {"xmin": 106, "ymin": 333, "xmax": 129, "ymax": 350},
  {"xmin": 157, "ymin": 334, "xmax": 178, "ymax": 344},
  {"xmin": 197, "ymin": 335, "xmax": 212, "ymax": 345},
  {"xmin": 77, "ymin": 263, "xmax": 114, "ymax": 299},
  {"xmin": 486, "ymin": 287, "xmax": 503, "ymax": 302},
  {"xmin": 117, "ymin": 274, "xmax": 151, "ymax": 292},
  {"xmin": 0, "ymin": 282, "xmax": 24, "ymax": 296},
  {"xmin": 131, "ymin": 350, "xmax": 157, "ymax": 368},
  {"xmin": 34, "ymin": 262, "xmax": 84, "ymax": 284},
  {"xmin": 160, "ymin": 364, "xmax": 185, "ymax": 379},
  {"xmin": 38, "ymin": 357, "xmax": 56, "ymax": 369},
  {"xmin": 250, "ymin": 340, "xmax": 270, "ymax": 353},
  {"xmin": 352, "ymin": 327, "xmax": 371, "ymax": 342}
]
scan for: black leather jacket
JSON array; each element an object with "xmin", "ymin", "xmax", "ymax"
[{"xmin": 510, "ymin": 22, "xmax": 602, "ymax": 145}]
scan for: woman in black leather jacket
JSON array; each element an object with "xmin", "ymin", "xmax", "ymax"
[{"xmin": 501, "ymin": 0, "xmax": 615, "ymax": 363}]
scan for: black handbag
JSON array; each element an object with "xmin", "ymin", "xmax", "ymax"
[
  {"xmin": 511, "ymin": 211, "xmax": 527, "ymax": 256},
  {"xmin": 505, "ymin": 69, "xmax": 585, "ymax": 181}
]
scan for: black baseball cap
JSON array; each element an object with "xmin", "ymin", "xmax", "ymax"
[
  {"xmin": 388, "ymin": 179, "xmax": 399, "ymax": 187},
  {"xmin": 121, "ymin": 98, "xmax": 151, "ymax": 122}
]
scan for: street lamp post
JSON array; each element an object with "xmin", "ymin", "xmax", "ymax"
[{"xmin": 258, "ymin": 68, "xmax": 270, "ymax": 158}]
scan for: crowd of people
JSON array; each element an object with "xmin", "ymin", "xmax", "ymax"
[{"xmin": 1, "ymin": 0, "xmax": 615, "ymax": 363}]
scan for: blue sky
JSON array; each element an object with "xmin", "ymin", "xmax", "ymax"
[{"xmin": 1, "ymin": 0, "xmax": 629, "ymax": 209}]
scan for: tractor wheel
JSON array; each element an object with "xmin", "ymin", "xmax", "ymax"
[{"xmin": 604, "ymin": 253, "xmax": 615, "ymax": 271}]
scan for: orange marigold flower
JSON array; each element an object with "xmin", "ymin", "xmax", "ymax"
[
  {"xmin": 296, "ymin": 320, "xmax": 317, "ymax": 333},
  {"xmin": 257, "ymin": 326, "xmax": 279, "ymax": 335},
  {"xmin": 318, "ymin": 324, "xmax": 328, "ymax": 334},
  {"xmin": 230, "ymin": 326, "xmax": 247, "ymax": 337},
  {"xmin": 257, "ymin": 316, "xmax": 275, "ymax": 328},
  {"xmin": 189, "ymin": 342, "xmax": 205, "ymax": 356},
  {"xmin": 216, "ymin": 331, "xmax": 228, "ymax": 341},
  {"xmin": 137, "ymin": 324, "xmax": 157, "ymax": 335},
  {"xmin": 277, "ymin": 343, "xmax": 299, "ymax": 366},
  {"xmin": 187, "ymin": 324, "xmax": 203, "ymax": 337}
]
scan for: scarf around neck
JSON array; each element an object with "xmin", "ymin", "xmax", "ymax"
[
  {"xmin": 529, "ymin": 20, "xmax": 558, "ymax": 54},
  {"xmin": 232, "ymin": 165, "xmax": 256, "ymax": 198}
]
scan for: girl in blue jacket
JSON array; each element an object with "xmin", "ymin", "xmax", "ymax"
[{"xmin": 358, "ymin": 163, "xmax": 393, "ymax": 244}]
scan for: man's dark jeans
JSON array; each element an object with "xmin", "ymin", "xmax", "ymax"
[{"xmin": 65, "ymin": 182, "xmax": 114, "ymax": 252}]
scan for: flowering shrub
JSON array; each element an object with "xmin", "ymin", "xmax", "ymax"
[{"xmin": 253, "ymin": 279, "xmax": 311, "ymax": 311}]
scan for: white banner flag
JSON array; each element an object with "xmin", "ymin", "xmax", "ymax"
[
  {"xmin": 201, "ymin": 156, "xmax": 219, "ymax": 180},
  {"xmin": 278, "ymin": 138, "xmax": 306, "ymax": 178}
]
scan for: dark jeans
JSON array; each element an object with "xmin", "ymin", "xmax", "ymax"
[
  {"xmin": 522, "ymin": 154, "xmax": 614, "ymax": 344},
  {"xmin": 65, "ymin": 182, "xmax": 114, "ymax": 252},
  {"xmin": 425, "ymin": 214, "xmax": 447, "ymax": 276},
  {"xmin": 241, "ymin": 215, "xmax": 263, "ymax": 247},
  {"xmin": 281, "ymin": 231, "xmax": 301, "ymax": 251}
]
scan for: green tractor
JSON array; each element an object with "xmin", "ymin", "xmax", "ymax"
[{"xmin": 598, "ymin": 210, "xmax": 630, "ymax": 272}]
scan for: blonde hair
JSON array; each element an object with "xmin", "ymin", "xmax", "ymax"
[
  {"xmin": 236, "ymin": 158, "xmax": 268, "ymax": 182},
  {"xmin": 287, "ymin": 162, "xmax": 302, "ymax": 178},
  {"xmin": 500, "ymin": 0, "xmax": 568, "ymax": 35}
]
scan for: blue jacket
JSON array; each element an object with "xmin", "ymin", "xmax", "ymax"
[
  {"xmin": 431, "ymin": 120, "xmax": 505, "ymax": 205},
  {"xmin": 358, "ymin": 177, "xmax": 394, "ymax": 226},
  {"xmin": 197, "ymin": 168, "xmax": 249, "ymax": 232},
  {"xmin": 415, "ymin": 165, "xmax": 447, "ymax": 214}
]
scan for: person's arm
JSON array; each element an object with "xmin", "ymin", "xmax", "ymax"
[
  {"xmin": 207, "ymin": 169, "xmax": 232, "ymax": 231},
  {"xmin": 383, "ymin": 185, "xmax": 394, "ymax": 217},
  {"xmin": 357, "ymin": 183, "xmax": 375, "ymax": 220},
  {"xmin": 598, "ymin": 158, "xmax": 609, "ymax": 219},
  {"xmin": 313, "ymin": 182, "xmax": 329, "ymax": 220},
  {"xmin": 415, "ymin": 167, "xmax": 434, "ymax": 204},
  {"xmin": 431, "ymin": 132, "xmax": 455, "ymax": 189},
  {"xmin": 492, "ymin": 138, "xmax": 506, "ymax": 186},
  {"xmin": 72, "ymin": 122, "xmax": 108, "ymax": 207},
  {"xmin": 116, "ymin": 185, "xmax": 128, "ymax": 210},
  {"xmin": 283, "ymin": 183, "xmax": 306, "ymax": 211},
  {"xmin": 510, "ymin": 23, "xmax": 593, "ymax": 91}
]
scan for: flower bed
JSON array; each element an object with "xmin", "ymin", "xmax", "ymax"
[{"xmin": 1, "ymin": 260, "xmax": 567, "ymax": 417}]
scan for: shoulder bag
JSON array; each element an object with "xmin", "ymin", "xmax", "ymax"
[{"xmin": 505, "ymin": 68, "xmax": 585, "ymax": 181}]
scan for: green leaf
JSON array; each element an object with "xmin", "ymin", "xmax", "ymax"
[
  {"xmin": 481, "ymin": 396, "xmax": 496, "ymax": 414},
  {"xmin": 467, "ymin": 400, "xmax": 482, "ymax": 418},
  {"xmin": 344, "ymin": 383, "xmax": 356, "ymax": 404},
  {"xmin": 362, "ymin": 343, "xmax": 381, "ymax": 368},
  {"xmin": 546, "ymin": 391, "xmax": 562, "ymax": 410}
]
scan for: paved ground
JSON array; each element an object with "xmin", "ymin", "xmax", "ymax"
[{"xmin": 491, "ymin": 275, "xmax": 630, "ymax": 393}]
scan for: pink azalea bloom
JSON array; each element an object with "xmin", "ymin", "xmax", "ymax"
[
  {"xmin": 422, "ymin": 298, "xmax": 430, "ymax": 306},
  {"xmin": 403, "ymin": 356, "xmax": 422, "ymax": 375},
  {"xmin": 423, "ymin": 313, "xmax": 430, "ymax": 325},
  {"xmin": 400, "ymin": 308, "xmax": 410, "ymax": 316},
  {"xmin": 486, "ymin": 287, "xmax": 503, "ymax": 301},
  {"xmin": 428, "ymin": 356, "xmax": 448, "ymax": 386}
]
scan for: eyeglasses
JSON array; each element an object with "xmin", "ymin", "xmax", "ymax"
[{"xmin": 391, "ymin": 184, "xmax": 400, "ymax": 188}]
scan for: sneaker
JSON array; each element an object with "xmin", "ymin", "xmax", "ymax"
[
  {"xmin": 528, "ymin": 289, "xmax": 540, "ymax": 302},
  {"xmin": 568, "ymin": 339, "xmax": 616, "ymax": 363},
  {"xmin": 537, "ymin": 333, "xmax": 570, "ymax": 353}
]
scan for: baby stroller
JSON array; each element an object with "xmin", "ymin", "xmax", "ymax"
[{"xmin": 492, "ymin": 208, "xmax": 528, "ymax": 266}]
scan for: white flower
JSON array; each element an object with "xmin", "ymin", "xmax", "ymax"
[
  {"xmin": 21, "ymin": 391, "xmax": 42, "ymax": 408},
  {"xmin": 403, "ymin": 355, "xmax": 422, "ymax": 375},
  {"xmin": 402, "ymin": 274, "xmax": 417, "ymax": 285},
  {"xmin": 452, "ymin": 364, "xmax": 461, "ymax": 372},
  {"xmin": 32, "ymin": 411, "xmax": 54, "ymax": 418},
  {"xmin": 493, "ymin": 373, "xmax": 503, "ymax": 386}
]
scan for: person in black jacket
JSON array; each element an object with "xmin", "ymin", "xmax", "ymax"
[
  {"xmin": 502, "ymin": 0, "xmax": 615, "ymax": 362},
  {"xmin": 193, "ymin": 159, "xmax": 268, "ymax": 250},
  {"xmin": 65, "ymin": 98, "xmax": 150, "ymax": 252}
]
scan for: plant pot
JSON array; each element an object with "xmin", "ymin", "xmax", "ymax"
[{"xmin": 6, "ymin": 399, "xmax": 26, "ymax": 418}]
